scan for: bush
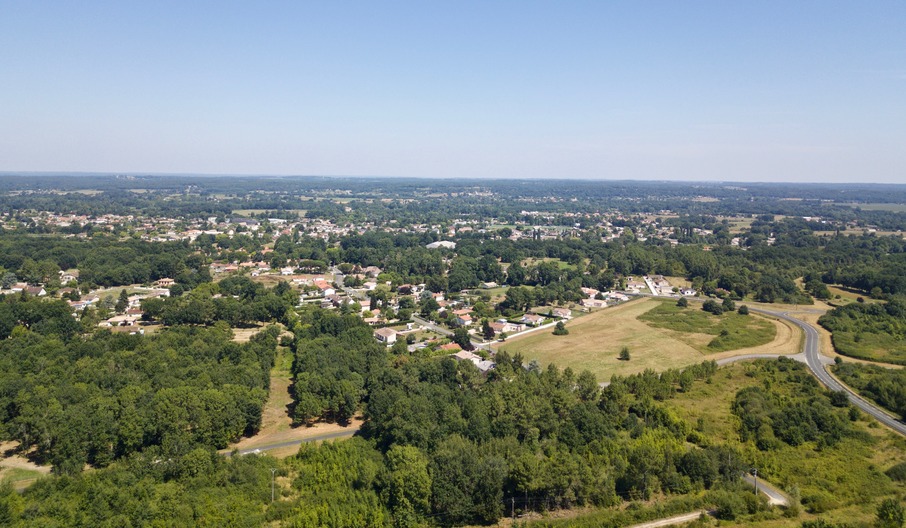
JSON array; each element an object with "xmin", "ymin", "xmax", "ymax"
[
  {"xmin": 552, "ymin": 321, "xmax": 569, "ymax": 336},
  {"xmin": 885, "ymin": 461, "xmax": 906, "ymax": 482},
  {"xmin": 877, "ymin": 497, "xmax": 905, "ymax": 528},
  {"xmin": 702, "ymin": 300, "xmax": 724, "ymax": 315},
  {"xmin": 711, "ymin": 490, "xmax": 747, "ymax": 520},
  {"xmin": 738, "ymin": 305, "xmax": 749, "ymax": 315},
  {"xmin": 677, "ymin": 297, "xmax": 689, "ymax": 308},
  {"xmin": 801, "ymin": 489, "xmax": 840, "ymax": 514}
]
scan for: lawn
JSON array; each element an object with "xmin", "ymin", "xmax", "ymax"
[{"xmin": 638, "ymin": 301, "xmax": 776, "ymax": 353}]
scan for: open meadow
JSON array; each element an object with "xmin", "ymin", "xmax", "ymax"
[
  {"xmin": 639, "ymin": 301, "xmax": 776, "ymax": 353},
  {"xmin": 496, "ymin": 298, "xmax": 795, "ymax": 381},
  {"xmin": 668, "ymin": 361, "xmax": 906, "ymax": 526}
]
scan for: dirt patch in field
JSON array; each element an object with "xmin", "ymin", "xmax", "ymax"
[
  {"xmin": 225, "ymin": 419, "xmax": 363, "ymax": 457},
  {"xmin": 0, "ymin": 441, "xmax": 51, "ymax": 489},
  {"xmin": 231, "ymin": 325, "xmax": 265, "ymax": 343}
]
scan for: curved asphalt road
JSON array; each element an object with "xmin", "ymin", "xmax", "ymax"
[
  {"xmin": 632, "ymin": 293, "xmax": 905, "ymax": 436},
  {"xmin": 748, "ymin": 307, "xmax": 906, "ymax": 436}
]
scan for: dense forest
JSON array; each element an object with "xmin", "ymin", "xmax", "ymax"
[
  {"xmin": 0, "ymin": 233, "xmax": 210, "ymax": 289},
  {"xmin": 0, "ymin": 295, "xmax": 279, "ymax": 474},
  {"xmin": 2, "ymin": 340, "xmax": 900, "ymax": 526}
]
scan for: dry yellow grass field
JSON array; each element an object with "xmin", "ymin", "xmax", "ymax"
[
  {"xmin": 231, "ymin": 324, "xmax": 265, "ymax": 343},
  {"xmin": 497, "ymin": 298, "xmax": 799, "ymax": 382}
]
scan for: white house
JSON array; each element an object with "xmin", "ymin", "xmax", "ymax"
[{"xmin": 374, "ymin": 327, "xmax": 398, "ymax": 344}]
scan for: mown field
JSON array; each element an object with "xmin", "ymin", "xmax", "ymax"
[
  {"xmin": 497, "ymin": 298, "xmax": 784, "ymax": 381},
  {"xmin": 638, "ymin": 301, "xmax": 776, "ymax": 353}
]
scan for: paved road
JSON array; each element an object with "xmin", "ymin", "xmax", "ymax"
[
  {"xmin": 223, "ymin": 429, "xmax": 358, "ymax": 457},
  {"xmin": 748, "ymin": 307, "xmax": 906, "ymax": 437},
  {"xmin": 639, "ymin": 292, "xmax": 906, "ymax": 437},
  {"xmin": 412, "ymin": 314, "xmax": 452, "ymax": 337},
  {"xmin": 741, "ymin": 473, "xmax": 789, "ymax": 506}
]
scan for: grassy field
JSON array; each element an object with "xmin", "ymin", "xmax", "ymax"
[
  {"xmin": 829, "ymin": 331, "xmax": 906, "ymax": 366},
  {"xmin": 0, "ymin": 466, "xmax": 44, "ymax": 490},
  {"xmin": 723, "ymin": 216, "xmax": 755, "ymax": 234},
  {"xmin": 837, "ymin": 202, "xmax": 906, "ymax": 212},
  {"xmin": 638, "ymin": 301, "xmax": 776, "ymax": 353},
  {"xmin": 495, "ymin": 298, "xmax": 787, "ymax": 381},
  {"xmin": 663, "ymin": 275, "xmax": 692, "ymax": 289},
  {"xmin": 668, "ymin": 361, "xmax": 906, "ymax": 525},
  {"xmin": 521, "ymin": 257, "xmax": 576, "ymax": 270}
]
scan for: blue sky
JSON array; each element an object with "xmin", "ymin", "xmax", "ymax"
[{"xmin": 1, "ymin": 1, "xmax": 904, "ymax": 182}]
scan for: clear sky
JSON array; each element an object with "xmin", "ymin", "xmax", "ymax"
[{"xmin": 1, "ymin": 1, "xmax": 904, "ymax": 182}]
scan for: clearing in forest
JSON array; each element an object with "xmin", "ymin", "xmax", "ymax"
[{"xmin": 222, "ymin": 343, "xmax": 360, "ymax": 458}]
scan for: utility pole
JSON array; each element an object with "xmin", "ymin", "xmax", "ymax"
[{"xmin": 271, "ymin": 468, "xmax": 277, "ymax": 503}]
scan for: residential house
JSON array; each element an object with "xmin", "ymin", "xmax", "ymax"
[
  {"xmin": 580, "ymin": 287, "xmax": 600, "ymax": 298},
  {"xmin": 454, "ymin": 313, "xmax": 473, "ymax": 327},
  {"xmin": 25, "ymin": 286, "xmax": 46, "ymax": 296},
  {"xmin": 552, "ymin": 307, "xmax": 572, "ymax": 319},
  {"xmin": 312, "ymin": 279, "xmax": 336, "ymax": 297},
  {"xmin": 580, "ymin": 298, "xmax": 608, "ymax": 309},
  {"xmin": 489, "ymin": 321, "xmax": 523, "ymax": 334},
  {"xmin": 451, "ymin": 350, "xmax": 496, "ymax": 373},
  {"xmin": 520, "ymin": 313, "xmax": 544, "ymax": 326},
  {"xmin": 374, "ymin": 327, "xmax": 398, "ymax": 344}
]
